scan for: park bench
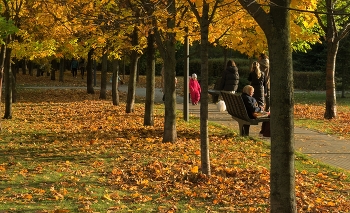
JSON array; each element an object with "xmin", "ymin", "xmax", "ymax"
[{"xmin": 221, "ymin": 91, "xmax": 270, "ymax": 136}]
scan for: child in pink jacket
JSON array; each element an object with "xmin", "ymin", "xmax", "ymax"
[{"xmin": 189, "ymin": 73, "xmax": 201, "ymax": 105}]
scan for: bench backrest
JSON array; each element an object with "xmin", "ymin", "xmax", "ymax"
[{"xmin": 221, "ymin": 91, "xmax": 252, "ymax": 121}]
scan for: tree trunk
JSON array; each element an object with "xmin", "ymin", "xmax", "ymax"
[
  {"xmin": 126, "ymin": 27, "xmax": 140, "ymax": 113},
  {"xmin": 268, "ymin": 39, "xmax": 296, "ymax": 213},
  {"xmin": 223, "ymin": 47, "xmax": 228, "ymax": 74},
  {"xmin": 324, "ymin": 0, "xmax": 338, "ymax": 118},
  {"xmin": 199, "ymin": 2, "xmax": 211, "ymax": 175},
  {"xmin": 13, "ymin": 58, "xmax": 19, "ymax": 75},
  {"xmin": 46, "ymin": 65, "xmax": 50, "ymax": 76},
  {"xmin": 36, "ymin": 65, "xmax": 41, "ymax": 77},
  {"xmin": 28, "ymin": 60, "xmax": 33, "ymax": 76},
  {"xmin": 86, "ymin": 49, "xmax": 95, "ymax": 94},
  {"xmin": 59, "ymin": 58, "xmax": 65, "ymax": 82},
  {"xmin": 321, "ymin": 0, "xmax": 350, "ymax": 118},
  {"xmin": 122, "ymin": 57, "xmax": 126, "ymax": 79},
  {"xmin": 156, "ymin": 0, "xmax": 177, "ymax": 143},
  {"xmin": 324, "ymin": 40, "xmax": 338, "ymax": 119},
  {"xmin": 11, "ymin": 63, "xmax": 17, "ymax": 103},
  {"xmin": 22, "ymin": 59, "xmax": 27, "ymax": 75},
  {"xmin": 144, "ymin": 31, "xmax": 155, "ymax": 126},
  {"xmin": 111, "ymin": 58, "xmax": 120, "ymax": 106},
  {"xmin": 4, "ymin": 36, "xmax": 13, "ymax": 119},
  {"xmin": 100, "ymin": 49, "xmax": 108, "ymax": 100},
  {"xmin": 268, "ymin": 2, "xmax": 296, "ymax": 212},
  {"xmin": 0, "ymin": 44, "xmax": 6, "ymax": 130},
  {"xmin": 237, "ymin": 0, "xmax": 296, "ymax": 212},
  {"xmin": 51, "ymin": 59, "xmax": 57, "ymax": 81}
]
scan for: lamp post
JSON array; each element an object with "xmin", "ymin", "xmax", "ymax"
[{"xmin": 183, "ymin": 27, "xmax": 189, "ymax": 121}]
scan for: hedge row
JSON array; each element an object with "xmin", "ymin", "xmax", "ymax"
[
  {"xmin": 122, "ymin": 57, "xmax": 327, "ymax": 90},
  {"xmin": 184, "ymin": 58, "xmax": 326, "ymax": 91}
]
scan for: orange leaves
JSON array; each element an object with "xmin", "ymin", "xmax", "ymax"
[
  {"xmin": 294, "ymin": 103, "xmax": 324, "ymax": 119},
  {"xmin": 191, "ymin": 166, "xmax": 199, "ymax": 173},
  {"xmin": 21, "ymin": 194, "xmax": 33, "ymax": 201},
  {"xmin": 1, "ymin": 75, "xmax": 350, "ymax": 212}
]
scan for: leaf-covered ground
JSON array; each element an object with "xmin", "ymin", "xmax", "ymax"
[
  {"xmin": 294, "ymin": 103, "xmax": 350, "ymax": 139},
  {"xmin": 0, "ymin": 73, "xmax": 349, "ymax": 212}
]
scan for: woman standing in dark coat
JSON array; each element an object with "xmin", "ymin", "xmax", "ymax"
[
  {"xmin": 218, "ymin": 60, "xmax": 239, "ymax": 93},
  {"xmin": 248, "ymin": 61, "xmax": 266, "ymax": 107}
]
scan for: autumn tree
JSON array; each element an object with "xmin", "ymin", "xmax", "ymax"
[
  {"xmin": 186, "ymin": 0, "xmax": 226, "ymax": 175},
  {"xmin": 126, "ymin": 26, "xmax": 141, "ymax": 113},
  {"xmin": 1, "ymin": 0, "xmax": 23, "ymax": 119},
  {"xmin": 111, "ymin": 58, "xmax": 120, "ymax": 105},
  {"xmin": 144, "ymin": 31, "xmax": 156, "ymax": 126},
  {"xmin": 143, "ymin": 0, "xmax": 178, "ymax": 142},
  {"xmin": 0, "ymin": 12, "xmax": 17, "ymax": 127},
  {"xmin": 181, "ymin": 0, "xmax": 321, "ymax": 176},
  {"xmin": 237, "ymin": 0, "xmax": 298, "ymax": 212},
  {"xmin": 315, "ymin": 0, "xmax": 350, "ymax": 119}
]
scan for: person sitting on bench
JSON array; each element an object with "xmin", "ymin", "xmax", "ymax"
[
  {"xmin": 241, "ymin": 85, "xmax": 264, "ymax": 118},
  {"xmin": 241, "ymin": 85, "xmax": 270, "ymax": 137}
]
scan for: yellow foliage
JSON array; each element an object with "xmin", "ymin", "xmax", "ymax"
[{"xmin": 191, "ymin": 166, "xmax": 199, "ymax": 173}]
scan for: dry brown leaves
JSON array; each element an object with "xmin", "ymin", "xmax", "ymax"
[{"xmin": 0, "ymin": 73, "xmax": 349, "ymax": 212}]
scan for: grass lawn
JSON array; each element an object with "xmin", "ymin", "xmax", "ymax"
[{"xmin": 0, "ymin": 73, "xmax": 349, "ymax": 212}]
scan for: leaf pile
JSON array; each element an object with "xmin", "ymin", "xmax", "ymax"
[{"xmin": 0, "ymin": 87, "xmax": 350, "ymax": 212}]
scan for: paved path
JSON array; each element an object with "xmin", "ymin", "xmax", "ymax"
[{"xmin": 117, "ymin": 84, "xmax": 350, "ymax": 172}]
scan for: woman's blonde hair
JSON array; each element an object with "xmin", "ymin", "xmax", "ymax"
[{"xmin": 251, "ymin": 61, "xmax": 261, "ymax": 79}]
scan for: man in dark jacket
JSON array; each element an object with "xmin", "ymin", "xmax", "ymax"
[
  {"xmin": 241, "ymin": 85, "xmax": 264, "ymax": 119},
  {"xmin": 219, "ymin": 60, "xmax": 239, "ymax": 93}
]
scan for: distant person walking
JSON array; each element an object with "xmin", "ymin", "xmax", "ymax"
[
  {"xmin": 259, "ymin": 53, "xmax": 270, "ymax": 111},
  {"xmin": 71, "ymin": 58, "xmax": 79, "ymax": 78},
  {"xmin": 218, "ymin": 60, "xmax": 239, "ymax": 93},
  {"xmin": 248, "ymin": 61, "xmax": 266, "ymax": 107},
  {"xmin": 189, "ymin": 73, "xmax": 201, "ymax": 105}
]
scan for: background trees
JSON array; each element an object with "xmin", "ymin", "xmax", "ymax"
[
  {"xmin": 315, "ymin": 0, "xmax": 350, "ymax": 119},
  {"xmin": 237, "ymin": 0, "xmax": 296, "ymax": 212}
]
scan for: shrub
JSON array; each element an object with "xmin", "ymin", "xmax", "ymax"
[{"xmin": 294, "ymin": 71, "xmax": 326, "ymax": 90}]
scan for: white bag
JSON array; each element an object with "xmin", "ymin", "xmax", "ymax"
[{"xmin": 217, "ymin": 100, "xmax": 226, "ymax": 112}]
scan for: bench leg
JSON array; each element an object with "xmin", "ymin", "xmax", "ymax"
[{"xmin": 239, "ymin": 124, "xmax": 250, "ymax": 136}]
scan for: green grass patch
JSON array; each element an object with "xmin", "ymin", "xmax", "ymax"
[{"xmin": 294, "ymin": 91, "xmax": 350, "ymax": 106}]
